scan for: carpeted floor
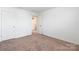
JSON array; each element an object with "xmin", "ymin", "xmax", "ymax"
[{"xmin": 0, "ymin": 32, "xmax": 79, "ymax": 51}]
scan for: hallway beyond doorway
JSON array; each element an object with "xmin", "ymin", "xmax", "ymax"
[{"xmin": 32, "ymin": 16, "xmax": 37, "ymax": 32}]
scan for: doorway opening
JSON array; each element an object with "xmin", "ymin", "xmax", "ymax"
[{"xmin": 32, "ymin": 16, "xmax": 38, "ymax": 33}]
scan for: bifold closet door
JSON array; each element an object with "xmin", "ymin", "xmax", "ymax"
[
  {"xmin": 2, "ymin": 8, "xmax": 16, "ymax": 40},
  {"xmin": 0, "ymin": 8, "xmax": 1, "ymax": 41}
]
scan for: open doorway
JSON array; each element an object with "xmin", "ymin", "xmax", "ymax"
[{"xmin": 32, "ymin": 16, "xmax": 37, "ymax": 33}]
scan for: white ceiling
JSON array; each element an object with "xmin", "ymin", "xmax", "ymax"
[{"xmin": 21, "ymin": 7, "xmax": 52, "ymax": 13}]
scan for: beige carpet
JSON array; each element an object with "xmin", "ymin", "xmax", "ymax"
[{"xmin": 0, "ymin": 32, "xmax": 79, "ymax": 51}]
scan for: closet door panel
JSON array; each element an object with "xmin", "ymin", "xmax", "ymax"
[{"xmin": 2, "ymin": 8, "xmax": 16, "ymax": 40}]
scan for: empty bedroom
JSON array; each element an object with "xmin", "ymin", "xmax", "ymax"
[{"xmin": 0, "ymin": 7, "xmax": 79, "ymax": 51}]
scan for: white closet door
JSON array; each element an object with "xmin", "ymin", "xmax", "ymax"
[
  {"xmin": 0, "ymin": 8, "xmax": 1, "ymax": 41},
  {"xmin": 2, "ymin": 8, "xmax": 16, "ymax": 40}
]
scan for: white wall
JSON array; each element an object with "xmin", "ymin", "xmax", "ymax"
[
  {"xmin": 37, "ymin": 7, "xmax": 79, "ymax": 44},
  {"xmin": 0, "ymin": 7, "xmax": 35, "ymax": 41},
  {"xmin": 37, "ymin": 8, "xmax": 56, "ymax": 34},
  {"xmin": 15, "ymin": 8, "xmax": 32, "ymax": 38}
]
